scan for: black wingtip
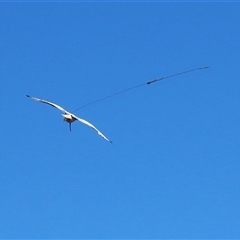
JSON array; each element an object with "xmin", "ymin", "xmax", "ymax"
[{"xmin": 26, "ymin": 95, "xmax": 30, "ymax": 98}]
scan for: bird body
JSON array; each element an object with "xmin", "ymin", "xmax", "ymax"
[
  {"xmin": 62, "ymin": 113, "xmax": 77, "ymax": 123},
  {"xmin": 26, "ymin": 95, "xmax": 112, "ymax": 143}
]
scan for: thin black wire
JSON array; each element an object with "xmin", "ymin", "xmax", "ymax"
[{"xmin": 72, "ymin": 66, "xmax": 209, "ymax": 113}]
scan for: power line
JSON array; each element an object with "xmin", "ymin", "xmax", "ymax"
[{"xmin": 72, "ymin": 66, "xmax": 209, "ymax": 113}]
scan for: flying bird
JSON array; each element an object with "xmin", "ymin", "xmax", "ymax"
[{"xmin": 26, "ymin": 95, "xmax": 112, "ymax": 143}]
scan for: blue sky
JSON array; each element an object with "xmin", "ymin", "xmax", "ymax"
[{"xmin": 1, "ymin": 2, "xmax": 240, "ymax": 239}]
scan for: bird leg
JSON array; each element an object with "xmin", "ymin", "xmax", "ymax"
[{"xmin": 69, "ymin": 123, "xmax": 71, "ymax": 132}]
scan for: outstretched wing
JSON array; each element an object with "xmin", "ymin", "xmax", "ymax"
[
  {"xmin": 26, "ymin": 95, "xmax": 68, "ymax": 113},
  {"xmin": 72, "ymin": 114, "xmax": 112, "ymax": 143}
]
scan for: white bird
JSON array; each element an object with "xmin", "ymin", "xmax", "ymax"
[{"xmin": 26, "ymin": 95, "xmax": 112, "ymax": 143}]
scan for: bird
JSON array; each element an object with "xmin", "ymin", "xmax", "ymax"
[{"xmin": 26, "ymin": 95, "xmax": 112, "ymax": 143}]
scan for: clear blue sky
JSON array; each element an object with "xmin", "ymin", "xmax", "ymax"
[{"xmin": 1, "ymin": 2, "xmax": 240, "ymax": 239}]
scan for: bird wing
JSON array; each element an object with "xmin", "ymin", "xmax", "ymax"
[
  {"xmin": 26, "ymin": 95, "xmax": 68, "ymax": 114},
  {"xmin": 72, "ymin": 114, "xmax": 112, "ymax": 143}
]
